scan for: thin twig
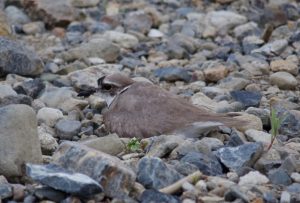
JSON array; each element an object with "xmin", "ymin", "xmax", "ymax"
[{"xmin": 159, "ymin": 171, "xmax": 203, "ymax": 194}]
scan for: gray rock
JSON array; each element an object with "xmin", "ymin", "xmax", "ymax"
[
  {"xmin": 181, "ymin": 152, "xmax": 223, "ymax": 175},
  {"xmin": 224, "ymin": 186, "xmax": 249, "ymax": 202},
  {"xmin": 5, "ymin": 6, "xmax": 30, "ymax": 25},
  {"xmin": 238, "ymin": 171, "xmax": 269, "ymax": 186},
  {"xmin": 137, "ymin": 157, "xmax": 183, "ymax": 189},
  {"xmin": 55, "ymin": 119, "xmax": 81, "ymax": 140},
  {"xmin": 0, "ymin": 184, "xmax": 13, "ymax": 199},
  {"xmin": 0, "ymin": 37, "xmax": 44, "ymax": 76},
  {"xmin": 252, "ymin": 39, "xmax": 288, "ymax": 56},
  {"xmin": 268, "ymin": 168, "xmax": 292, "ymax": 186},
  {"xmin": 280, "ymin": 191, "xmax": 291, "ymax": 203},
  {"xmin": 52, "ymin": 141, "xmax": 136, "ymax": 198},
  {"xmin": 26, "ymin": 164, "xmax": 102, "ymax": 197},
  {"xmin": 102, "ymin": 31, "xmax": 139, "ymax": 49},
  {"xmin": 287, "ymin": 183, "xmax": 300, "ymax": 193},
  {"xmin": 154, "ymin": 67, "xmax": 191, "ymax": 82},
  {"xmin": 0, "ymin": 104, "xmax": 42, "ymax": 178},
  {"xmin": 37, "ymin": 125, "xmax": 58, "ymax": 155},
  {"xmin": 270, "ymin": 71, "xmax": 298, "ymax": 90},
  {"xmin": 140, "ymin": 189, "xmax": 180, "ymax": 203},
  {"xmin": 245, "ymin": 129, "xmax": 272, "ymax": 145},
  {"xmin": 37, "ymin": 107, "xmax": 64, "ymax": 127},
  {"xmin": 230, "ymin": 90, "xmax": 262, "ymax": 108},
  {"xmin": 215, "ymin": 143, "xmax": 263, "ymax": 171},
  {"xmin": 61, "ymin": 38, "xmax": 120, "ymax": 63},
  {"xmin": 0, "ymin": 84, "xmax": 17, "ymax": 99},
  {"xmin": 14, "ymin": 79, "xmax": 45, "ymax": 99},
  {"xmin": 34, "ymin": 186, "xmax": 67, "ymax": 202},
  {"xmin": 245, "ymin": 107, "xmax": 270, "ymax": 127},
  {"xmin": 124, "ymin": 11, "xmax": 153, "ymax": 34},
  {"xmin": 71, "ymin": 0, "xmax": 100, "ymax": 8},
  {"xmin": 0, "ymin": 94, "xmax": 32, "ymax": 107},
  {"xmin": 39, "ymin": 86, "xmax": 88, "ymax": 112},
  {"xmin": 218, "ymin": 77, "xmax": 250, "ymax": 91},
  {"xmin": 81, "ymin": 133, "xmax": 125, "ymax": 156}
]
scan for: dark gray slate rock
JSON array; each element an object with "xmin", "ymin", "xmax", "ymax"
[
  {"xmin": 154, "ymin": 67, "xmax": 191, "ymax": 82},
  {"xmin": 137, "ymin": 157, "xmax": 183, "ymax": 189},
  {"xmin": 268, "ymin": 168, "xmax": 292, "ymax": 186},
  {"xmin": 0, "ymin": 37, "xmax": 44, "ymax": 76},
  {"xmin": 55, "ymin": 119, "xmax": 81, "ymax": 140},
  {"xmin": 0, "ymin": 184, "xmax": 13, "ymax": 199},
  {"xmin": 215, "ymin": 143, "xmax": 263, "ymax": 171},
  {"xmin": 26, "ymin": 164, "xmax": 102, "ymax": 197},
  {"xmin": 180, "ymin": 152, "xmax": 223, "ymax": 175},
  {"xmin": 14, "ymin": 79, "xmax": 45, "ymax": 99},
  {"xmin": 52, "ymin": 141, "xmax": 136, "ymax": 198},
  {"xmin": 34, "ymin": 186, "xmax": 67, "ymax": 202},
  {"xmin": 230, "ymin": 90, "xmax": 262, "ymax": 108},
  {"xmin": 140, "ymin": 189, "xmax": 180, "ymax": 203}
]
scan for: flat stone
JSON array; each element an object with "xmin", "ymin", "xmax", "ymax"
[
  {"xmin": 230, "ymin": 90, "xmax": 262, "ymax": 108},
  {"xmin": 154, "ymin": 67, "xmax": 191, "ymax": 82},
  {"xmin": 140, "ymin": 189, "xmax": 180, "ymax": 203},
  {"xmin": 238, "ymin": 171, "xmax": 269, "ymax": 186},
  {"xmin": 270, "ymin": 59, "xmax": 298, "ymax": 76},
  {"xmin": 215, "ymin": 143, "xmax": 263, "ymax": 171},
  {"xmin": 181, "ymin": 152, "xmax": 223, "ymax": 175},
  {"xmin": 52, "ymin": 141, "xmax": 136, "ymax": 198},
  {"xmin": 218, "ymin": 77, "xmax": 250, "ymax": 91},
  {"xmin": 55, "ymin": 119, "xmax": 81, "ymax": 140},
  {"xmin": 26, "ymin": 164, "xmax": 102, "ymax": 197},
  {"xmin": 137, "ymin": 157, "xmax": 183, "ymax": 189},
  {"xmin": 37, "ymin": 107, "xmax": 64, "ymax": 127},
  {"xmin": 270, "ymin": 71, "xmax": 298, "ymax": 90},
  {"xmin": 81, "ymin": 133, "xmax": 125, "ymax": 156},
  {"xmin": 0, "ymin": 37, "xmax": 44, "ymax": 76},
  {"xmin": 268, "ymin": 168, "xmax": 292, "ymax": 186},
  {"xmin": 252, "ymin": 39, "xmax": 288, "ymax": 56},
  {"xmin": 0, "ymin": 104, "xmax": 42, "ymax": 178}
]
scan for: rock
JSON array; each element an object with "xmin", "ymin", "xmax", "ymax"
[
  {"xmin": 0, "ymin": 94, "xmax": 32, "ymax": 107},
  {"xmin": 22, "ymin": 21, "xmax": 45, "ymax": 34},
  {"xmin": 0, "ymin": 84, "xmax": 17, "ymax": 99},
  {"xmin": 280, "ymin": 191, "xmax": 291, "ymax": 203},
  {"xmin": 154, "ymin": 67, "xmax": 191, "ymax": 82},
  {"xmin": 148, "ymin": 29, "xmax": 164, "ymax": 38},
  {"xmin": 245, "ymin": 129, "xmax": 272, "ymax": 146},
  {"xmin": 55, "ymin": 119, "xmax": 81, "ymax": 140},
  {"xmin": 11, "ymin": 183, "xmax": 25, "ymax": 201},
  {"xmin": 205, "ymin": 11, "xmax": 247, "ymax": 32},
  {"xmin": 181, "ymin": 152, "xmax": 223, "ymax": 175},
  {"xmin": 37, "ymin": 107, "xmax": 64, "ymax": 127},
  {"xmin": 71, "ymin": 0, "xmax": 100, "ymax": 8},
  {"xmin": 61, "ymin": 39, "xmax": 120, "ymax": 63},
  {"xmin": 234, "ymin": 21, "xmax": 260, "ymax": 39},
  {"xmin": 52, "ymin": 141, "xmax": 136, "ymax": 198},
  {"xmin": 268, "ymin": 168, "xmax": 292, "ymax": 186},
  {"xmin": 254, "ymin": 148, "xmax": 282, "ymax": 174},
  {"xmin": 14, "ymin": 79, "xmax": 45, "ymax": 99},
  {"xmin": 245, "ymin": 107, "xmax": 270, "ymax": 127},
  {"xmin": 124, "ymin": 11, "xmax": 153, "ymax": 34},
  {"xmin": 68, "ymin": 65, "xmax": 121, "ymax": 90},
  {"xmin": 5, "ymin": 6, "xmax": 30, "ymax": 25},
  {"xmin": 238, "ymin": 171, "xmax": 269, "ymax": 186},
  {"xmin": 23, "ymin": 0, "xmax": 75, "ymax": 28},
  {"xmin": 203, "ymin": 64, "xmax": 229, "ymax": 82},
  {"xmin": 218, "ymin": 77, "xmax": 250, "ymax": 91},
  {"xmin": 242, "ymin": 36, "xmax": 264, "ymax": 55},
  {"xmin": 230, "ymin": 90, "xmax": 262, "ymax": 108},
  {"xmin": 252, "ymin": 39, "xmax": 288, "ymax": 56},
  {"xmin": 39, "ymin": 86, "xmax": 88, "ymax": 112},
  {"xmin": 37, "ymin": 125, "xmax": 58, "ymax": 155},
  {"xmin": 26, "ymin": 164, "xmax": 102, "ymax": 197},
  {"xmin": 0, "ymin": 104, "xmax": 42, "ymax": 178},
  {"xmin": 198, "ymin": 137, "xmax": 223, "ymax": 151},
  {"xmin": 291, "ymin": 172, "xmax": 300, "ymax": 183},
  {"xmin": 224, "ymin": 186, "xmax": 249, "ymax": 202},
  {"xmin": 0, "ymin": 184, "xmax": 13, "ymax": 199},
  {"xmin": 287, "ymin": 183, "xmax": 300, "ymax": 193},
  {"xmin": 215, "ymin": 143, "xmax": 263, "ymax": 171},
  {"xmin": 0, "ymin": 11, "xmax": 11, "ymax": 36},
  {"xmin": 190, "ymin": 92, "xmax": 217, "ymax": 112},
  {"xmin": 81, "ymin": 134, "xmax": 125, "ymax": 156},
  {"xmin": 270, "ymin": 71, "xmax": 298, "ymax": 90},
  {"xmin": 140, "ymin": 189, "xmax": 180, "ymax": 203},
  {"xmin": 137, "ymin": 157, "xmax": 183, "ymax": 189},
  {"xmin": 0, "ymin": 37, "xmax": 44, "ymax": 76},
  {"xmin": 34, "ymin": 186, "xmax": 67, "ymax": 202},
  {"xmin": 102, "ymin": 31, "xmax": 139, "ymax": 49},
  {"xmin": 270, "ymin": 59, "xmax": 298, "ymax": 76},
  {"xmin": 233, "ymin": 113, "xmax": 263, "ymax": 131}
]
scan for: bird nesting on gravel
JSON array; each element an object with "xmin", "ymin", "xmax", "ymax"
[{"xmin": 79, "ymin": 73, "xmax": 244, "ymax": 138}]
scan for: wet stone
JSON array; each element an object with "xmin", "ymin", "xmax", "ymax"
[
  {"xmin": 26, "ymin": 164, "xmax": 102, "ymax": 197},
  {"xmin": 215, "ymin": 143, "xmax": 263, "ymax": 171}
]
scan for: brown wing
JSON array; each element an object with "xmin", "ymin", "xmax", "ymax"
[{"xmin": 104, "ymin": 82, "xmax": 240, "ymax": 138}]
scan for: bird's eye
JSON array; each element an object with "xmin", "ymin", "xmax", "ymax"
[{"xmin": 102, "ymin": 84, "xmax": 112, "ymax": 91}]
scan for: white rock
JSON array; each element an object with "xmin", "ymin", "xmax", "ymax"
[
  {"xmin": 37, "ymin": 107, "xmax": 64, "ymax": 127},
  {"xmin": 0, "ymin": 84, "xmax": 17, "ymax": 99},
  {"xmin": 291, "ymin": 172, "xmax": 300, "ymax": 183},
  {"xmin": 148, "ymin": 29, "xmax": 164, "ymax": 38},
  {"xmin": 280, "ymin": 191, "xmax": 291, "ymax": 203},
  {"xmin": 245, "ymin": 129, "xmax": 272, "ymax": 145},
  {"xmin": 238, "ymin": 171, "xmax": 269, "ymax": 186}
]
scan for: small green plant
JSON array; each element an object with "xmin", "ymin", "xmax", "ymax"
[
  {"xmin": 268, "ymin": 108, "xmax": 286, "ymax": 150},
  {"xmin": 127, "ymin": 137, "xmax": 141, "ymax": 152}
]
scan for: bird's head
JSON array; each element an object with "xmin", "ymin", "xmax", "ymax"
[{"xmin": 98, "ymin": 73, "xmax": 135, "ymax": 107}]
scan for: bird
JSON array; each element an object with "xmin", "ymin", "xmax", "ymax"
[{"xmin": 79, "ymin": 73, "xmax": 244, "ymax": 138}]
